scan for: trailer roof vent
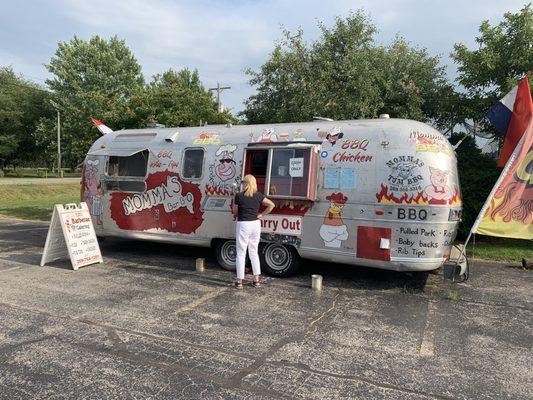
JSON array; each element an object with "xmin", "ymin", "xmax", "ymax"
[
  {"xmin": 147, "ymin": 122, "xmax": 166, "ymax": 128},
  {"xmin": 165, "ymin": 131, "xmax": 180, "ymax": 142},
  {"xmin": 379, "ymin": 114, "xmax": 390, "ymax": 119},
  {"xmin": 114, "ymin": 133, "xmax": 157, "ymax": 142}
]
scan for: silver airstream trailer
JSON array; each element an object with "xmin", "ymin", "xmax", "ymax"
[{"xmin": 82, "ymin": 118, "xmax": 462, "ymax": 276}]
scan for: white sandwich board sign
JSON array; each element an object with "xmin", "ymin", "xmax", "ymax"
[{"xmin": 40, "ymin": 202, "xmax": 103, "ymax": 270}]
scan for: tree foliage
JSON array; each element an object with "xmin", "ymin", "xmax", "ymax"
[
  {"xmin": 243, "ymin": 11, "xmax": 453, "ymax": 125},
  {"xmin": 41, "ymin": 35, "xmax": 145, "ymax": 168},
  {"xmin": 449, "ymin": 134, "xmax": 500, "ymax": 239},
  {"xmin": 451, "ymin": 3, "xmax": 533, "ymax": 137},
  {"xmin": 0, "ymin": 67, "xmax": 52, "ymax": 168},
  {"xmin": 131, "ymin": 68, "xmax": 232, "ymax": 127},
  {"xmin": 31, "ymin": 35, "xmax": 230, "ymax": 168}
]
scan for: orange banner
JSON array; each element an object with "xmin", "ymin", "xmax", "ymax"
[{"xmin": 474, "ymin": 120, "xmax": 533, "ymax": 239}]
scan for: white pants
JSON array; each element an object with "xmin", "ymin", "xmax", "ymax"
[{"xmin": 236, "ymin": 220, "xmax": 261, "ymax": 280}]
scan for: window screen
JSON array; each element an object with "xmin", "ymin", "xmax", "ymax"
[
  {"xmin": 183, "ymin": 149, "xmax": 204, "ymax": 179},
  {"xmin": 107, "ymin": 150, "xmax": 149, "ymax": 177},
  {"xmin": 269, "ymin": 148, "xmax": 310, "ymax": 197}
]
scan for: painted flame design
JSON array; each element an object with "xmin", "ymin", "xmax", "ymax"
[
  {"xmin": 269, "ymin": 202, "xmax": 310, "ymax": 216},
  {"xmin": 205, "ymin": 185, "xmax": 232, "ymax": 196},
  {"xmin": 376, "ymin": 185, "xmax": 429, "ymax": 205},
  {"xmin": 376, "ymin": 184, "xmax": 462, "ymax": 206}
]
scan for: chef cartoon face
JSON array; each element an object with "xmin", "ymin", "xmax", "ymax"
[
  {"xmin": 325, "ymin": 127, "xmax": 344, "ymax": 146},
  {"xmin": 215, "ymin": 144, "xmax": 237, "ymax": 181}
]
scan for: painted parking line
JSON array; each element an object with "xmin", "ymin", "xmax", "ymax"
[
  {"xmin": 0, "ymin": 266, "xmax": 21, "ymax": 273},
  {"xmin": 0, "ymin": 227, "xmax": 49, "ymax": 233},
  {"xmin": 419, "ymin": 274, "xmax": 440, "ymax": 357},
  {"xmin": 419, "ymin": 299, "xmax": 437, "ymax": 356},
  {"xmin": 174, "ymin": 287, "xmax": 227, "ymax": 314}
]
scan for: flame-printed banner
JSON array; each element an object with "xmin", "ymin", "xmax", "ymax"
[{"xmin": 473, "ymin": 120, "xmax": 533, "ymax": 240}]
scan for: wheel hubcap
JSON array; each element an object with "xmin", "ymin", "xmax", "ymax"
[
  {"xmin": 265, "ymin": 244, "xmax": 290, "ymax": 271},
  {"xmin": 221, "ymin": 241, "xmax": 237, "ymax": 266}
]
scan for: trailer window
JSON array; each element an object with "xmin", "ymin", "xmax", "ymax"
[
  {"xmin": 104, "ymin": 150, "xmax": 149, "ymax": 193},
  {"xmin": 183, "ymin": 148, "xmax": 204, "ymax": 179},
  {"xmin": 244, "ymin": 147, "xmax": 316, "ymax": 199},
  {"xmin": 269, "ymin": 148, "xmax": 310, "ymax": 197},
  {"xmin": 107, "ymin": 150, "xmax": 149, "ymax": 177}
]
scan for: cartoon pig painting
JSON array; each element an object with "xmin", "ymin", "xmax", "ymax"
[
  {"xmin": 83, "ymin": 159, "xmax": 103, "ymax": 225},
  {"xmin": 215, "ymin": 144, "xmax": 237, "ymax": 182},
  {"xmin": 424, "ymin": 167, "xmax": 452, "ymax": 205}
]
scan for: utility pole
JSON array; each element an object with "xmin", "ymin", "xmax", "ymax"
[
  {"xmin": 57, "ymin": 110, "xmax": 61, "ymax": 177},
  {"xmin": 209, "ymin": 82, "xmax": 231, "ymax": 113}
]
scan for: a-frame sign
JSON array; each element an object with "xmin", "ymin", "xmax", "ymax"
[{"xmin": 40, "ymin": 202, "xmax": 103, "ymax": 270}]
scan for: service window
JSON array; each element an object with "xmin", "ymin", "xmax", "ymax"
[
  {"xmin": 182, "ymin": 148, "xmax": 204, "ymax": 179},
  {"xmin": 104, "ymin": 150, "xmax": 148, "ymax": 192},
  {"xmin": 244, "ymin": 146, "xmax": 317, "ymax": 200},
  {"xmin": 244, "ymin": 149, "xmax": 269, "ymax": 193},
  {"xmin": 107, "ymin": 150, "xmax": 149, "ymax": 177}
]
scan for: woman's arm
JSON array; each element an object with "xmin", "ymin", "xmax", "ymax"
[{"xmin": 258, "ymin": 198, "xmax": 275, "ymax": 219}]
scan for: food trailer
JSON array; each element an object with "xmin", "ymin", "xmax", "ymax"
[{"xmin": 82, "ymin": 117, "xmax": 462, "ymax": 276}]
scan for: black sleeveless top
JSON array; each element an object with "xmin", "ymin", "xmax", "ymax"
[{"xmin": 234, "ymin": 192, "xmax": 265, "ymax": 221}]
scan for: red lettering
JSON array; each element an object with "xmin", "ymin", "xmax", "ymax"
[{"xmin": 332, "ymin": 152, "xmax": 373, "ymax": 163}]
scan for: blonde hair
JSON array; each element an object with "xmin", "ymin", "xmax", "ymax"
[{"xmin": 242, "ymin": 174, "xmax": 258, "ymax": 197}]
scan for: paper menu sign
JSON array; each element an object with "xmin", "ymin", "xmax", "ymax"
[
  {"xmin": 341, "ymin": 169, "xmax": 357, "ymax": 189},
  {"xmin": 323, "ymin": 169, "xmax": 340, "ymax": 189},
  {"xmin": 40, "ymin": 202, "xmax": 103, "ymax": 270},
  {"xmin": 323, "ymin": 168, "xmax": 357, "ymax": 189},
  {"xmin": 289, "ymin": 158, "xmax": 304, "ymax": 177}
]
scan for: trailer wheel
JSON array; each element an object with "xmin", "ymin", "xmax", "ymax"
[
  {"xmin": 260, "ymin": 243, "xmax": 301, "ymax": 277},
  {"xmin": 215, "ymin": 240, "xmax": 237, "ymax": 271}
]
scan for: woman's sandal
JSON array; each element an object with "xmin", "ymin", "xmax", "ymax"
[
  {"xmin": 252, "ymin": 281, "xmax": 261, "ymax": 288},
  {"xmin": 234, "ymin": 281, "xmax": 243, "ymax": 289}
]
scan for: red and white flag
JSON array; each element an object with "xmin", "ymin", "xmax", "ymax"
[
  {"xmin": 91, "ymin": 117, "xmax": 113, "ymax": 135},
  {"xmin": 471, "ymin": 84, "xmax": 533, "ymax": 240},
  {"xmin": 485, "ymin": 76, "xmax": 533, "ymax": 167}
]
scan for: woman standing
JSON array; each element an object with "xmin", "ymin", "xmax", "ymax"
[{"xmin": 233, "ymin": 175, "xmax": 275, "ymax": 289}]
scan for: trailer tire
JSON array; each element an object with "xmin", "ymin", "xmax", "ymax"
[
  {"xmin": 215, "ymin": 240, "xmax": 237, "ymax": 271},
  {"xmin": 260, "ymin": 243, "xmax": 301, "ymax": 277}
]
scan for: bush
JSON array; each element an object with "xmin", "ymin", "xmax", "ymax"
[
  {"xmin": 0, "ymin": 169, "xmax": 4, "ymax": 178},
  {"xmin": 450, "ymin": 134, "xmax": 501, "ymax": 239}
]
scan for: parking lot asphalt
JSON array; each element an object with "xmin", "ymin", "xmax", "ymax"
[{"xmin": 0, "ymin": 218, "xmax": 531, "ymax": 400}]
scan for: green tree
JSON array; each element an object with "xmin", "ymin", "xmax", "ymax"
[
  {"xmin": 451, "ymin": 3, "xmax": 533, "ymax": 137},
  {"xmin": 243, "ymin": 11, "xmax": 454, "ymax": 125},
  {"xmin": 0, "ymin": 67, "xmax": 52, "ymax": 169},
  {"xmin": 133, "ymin": 68, "xmax": 232, "ymax": 127},
  {"xmin": 42, "ymin": 35, "xmax": 144, "ymax": 168},
  {"xmin": 449, "ymin": 134, "xmax": 500, "ymax": 239}
]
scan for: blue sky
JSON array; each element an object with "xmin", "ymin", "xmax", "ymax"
[{"xmin": 0, "ymin": 0, "xmax": 528, "ymax": 112}]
